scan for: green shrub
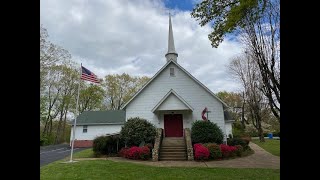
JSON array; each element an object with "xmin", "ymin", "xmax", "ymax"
[
  {"xmin": 93, "ymin": 136, "xmax": 107, "ymax": 156},
  {"xmin": 227, "ymin": 138, "xmax": 249, "ymax": 150},
  {"xmin": 204, "ymin": 143, "xmax": 222, "ymax": 160},
  {"xmin": 93, "ymin": 135, "xmax": 124, "ymax": 157},
  {"xmin": 241, "ymin": 146, "xmax": 254, "ymax": 156},
  {"xmin": 234, "ymin": 145, "xmax": 243, "ymax": 156},
  {"xmin": 40, "ymin": 136, "xmax": 47, "ymax": 146},
  {"xmin": 191, "ymin": 120, "xmax": 224, "ymax": 144},
  {"xmin": 139, "ymin": 146, "xmax": 151, "ymax": 160},
  {"xmin": 120, "ymin": 117, "xmax": 156, "ymax": 146},
  {"xmin": 40, "ymin": 134, "xmax": 54, "ymax": 146},
  {"xmin": 232, "ymin": 122, "xmax": 245, "ymax": 138}
]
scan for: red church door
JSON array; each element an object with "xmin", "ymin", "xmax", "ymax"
[{"xmin": 164, "ymin": 114, "xmax": 183, "ymax": 137}]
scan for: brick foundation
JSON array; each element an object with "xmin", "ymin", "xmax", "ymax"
[{"xmin": 73, "ymin": 140, "xmax": 93, "ymax": 148}]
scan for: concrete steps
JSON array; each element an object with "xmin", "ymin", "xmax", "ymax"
[{"xmin": 159, "ymin": 137, "xmax": 187, "ymax": 161}]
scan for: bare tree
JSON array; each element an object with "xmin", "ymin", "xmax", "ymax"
[
  {"xmin": 40, "ymin": 25, "xmax": 71, "ymax": 90},
  {"xmin": 240, "ymin": 0, "xmax": 280, "ymax": 121},
  {"xmin": 42, "ymin": 66, "xmax": 63, "ymax": 136},
  {"xmin": 229, "ymin": 53, "xmax": 267, "ymax": 142}
]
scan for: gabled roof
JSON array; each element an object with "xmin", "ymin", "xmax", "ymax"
[
  {"xmin": 71, "ymin": 110, "xmax": 126, "ymax": 126},
  {"xmin": 121, "ymin": 60, "xmax": 229, "ymax": 109},
  {"xmin": 152, "ymin": 89, "xmax": 194, "ymax": 112}
]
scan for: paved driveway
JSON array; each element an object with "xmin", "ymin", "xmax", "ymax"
[{"xmin": 40, "ymin": 144, "xmax": 88, "ymax": 167}]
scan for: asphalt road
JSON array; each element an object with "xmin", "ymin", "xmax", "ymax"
[{"xmin": 40, "ymin": 144, "xmax": 88, "ymax": 167}]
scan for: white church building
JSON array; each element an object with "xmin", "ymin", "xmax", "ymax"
[{"xmin": 71, "ymin": 15, "xmax": 234, "ymax": 148}]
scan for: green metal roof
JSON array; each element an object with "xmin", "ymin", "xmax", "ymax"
[{"xmin": 72, "ymin": 110, "xmax": 126, "ymax": 125}]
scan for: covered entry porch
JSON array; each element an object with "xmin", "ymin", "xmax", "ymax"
[{"xmin": 151, "ymin": 89, "xmax": 194, "ymax": 137}]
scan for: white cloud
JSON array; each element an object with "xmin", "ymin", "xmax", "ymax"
[{"xmin": 40, "ymin": 0, "xmax": 243, "ymax": 93}]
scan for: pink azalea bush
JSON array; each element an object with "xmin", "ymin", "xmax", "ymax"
[
  {"xmin": 219, "ymin": 144, "xmax": 237, "ymax": 158},
  {"xmin": 118, "ymin": 146, "xmax": 151, "ymax": 160},
  {"xmin": 204, "ymin": 143, "xmax": 222, "ymax": 160},
  {"xmin": 194, "ymin": 143, "xmax": 210, "ymax": 160}
]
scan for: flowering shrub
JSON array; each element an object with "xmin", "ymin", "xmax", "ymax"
[
  {"xmin": 235, "ymin": 145, "xmax": 243, "ymax": 157},
  {"xmin": 227, "ymin": 138, "xmax": 249, "ymax": 150},
  {"xmin": 194, "ymin": 143, "xmax": 210, "ymax": 160},
  {"xmin": 145, "ymin": 143, "xmax": 153, "ymax": 152},
  {"xmin": 118, "ymin": 146, "xmax": 151, "ymax": 160},
  {"xmin": 118, "ymin": 147, "xmax": 129, "ymax": 157},
  {"xmin": 220, "ymin": 144, "xmax": 237, "ymax": 158},
  {"xmin": 139, "ymin": 146, "xmax": 151, "ymax": 160},
  {"xmin": 204, "ymin": 143, "xmax": 222, "ymax": 160},
  {"xmin": 126, "ymin": 146, "xmax": 141, "ymax": 159}
]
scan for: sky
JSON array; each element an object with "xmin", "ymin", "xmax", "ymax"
[{"xmin": 40, "ymin": 0, "xmax": 243, "ymax": 93}]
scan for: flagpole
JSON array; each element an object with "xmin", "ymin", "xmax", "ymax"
[{"xmin": 69, "ymin": 63, "xmax": 82, "ymax": 162}]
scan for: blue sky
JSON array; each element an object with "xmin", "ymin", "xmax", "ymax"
[{"xmin": 164, "ymin": 0, "xmax": 196, "ymax": 11}]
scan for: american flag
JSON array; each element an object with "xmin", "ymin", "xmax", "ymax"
[{"xmin": 81, "ymin": 66, "xmax": 100, "ymax": 83}]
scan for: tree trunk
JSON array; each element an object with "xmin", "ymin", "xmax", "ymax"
[
  {"xmin": 258, "ymin": 127, "xmax": 265, "ymax": 142},
  {"xmin": 55, "ymin": 108, "xmax": 64, "ymax": 144},
  {"xmin": 241, "ymin": 93, "xmax": 246, "ymax": 129}
]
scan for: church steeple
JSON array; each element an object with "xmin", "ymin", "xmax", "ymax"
[{"xmin": 165, "ymin": 13, "xmax": 178, "ymax": 62}]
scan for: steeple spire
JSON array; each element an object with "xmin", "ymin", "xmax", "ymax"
[{"xmin": 165, "ymin": 13, "xmax": 178, "ymax": 62}]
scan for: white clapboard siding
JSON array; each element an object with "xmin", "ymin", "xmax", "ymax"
[
  {"xmin": 125, "ymin": 62, "xmax": 226, "ymax": 135},
  {"xmin": 225, "ymin": 122, "xmax": 233, "ymax": 137},
  {"xmin": 70, "ymin": 124, "xmax": 123, "ymax": 141},
  {"xmin": 157, "ymin": 93, "xmax": 190, "ymax": 111}
]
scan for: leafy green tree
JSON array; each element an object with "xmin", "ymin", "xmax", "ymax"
[
  {"xmin": 191, "ymin": 0, "xmax": 266, "ymax": 48},
  {"xmin": 104, "ymin": 73, "xmax": 150, "ymax": 110},
  {"xmin": 217, "ymin": 91, "xmax": 249, "ymax": 129},
  {"xmin": 192, "ymin": 1, "xmax": 280, "ymax": 121},
  {"xmin": 53, "ymin": 62, "xmax": 79, "ymax": 144},
  {"xmin": 40, "ymin": 25, "xmax": 78, "ymax": 144},
  {"xmin": 78, "ymin": 84, "xmax": 105, "ymax": 113}
]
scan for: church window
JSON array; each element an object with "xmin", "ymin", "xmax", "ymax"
[
  {"xmin": 83, "ymin": 125, "xmax": 88, "ymax": 133},
  {"xmin": 170, "ymin": 68, "xmax": 175, "ymax": 76}
]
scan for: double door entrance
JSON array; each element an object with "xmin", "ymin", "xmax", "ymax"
[{"xmin": 164, "ymin": 114, "xmax": 183, "ymax": 137}]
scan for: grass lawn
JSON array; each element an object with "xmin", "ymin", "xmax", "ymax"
[
  {"xmin": 41, "ymin": 160, "xmax": 279, "ymax": 180},
  {"xmin": 252, "ymin": 139, "xmax": 280, "ymax": 156},
  {"xmin": 70, "ymin": 148, "xmax": 95, "ymax": 159}
]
